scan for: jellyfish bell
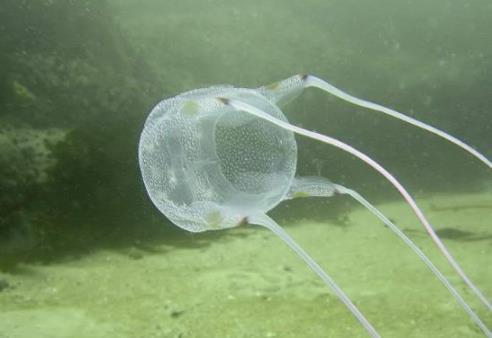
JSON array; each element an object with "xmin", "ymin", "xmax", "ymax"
[{"xmin": 139, "ymin": 87, "xmax": 297, "ymax": 232}]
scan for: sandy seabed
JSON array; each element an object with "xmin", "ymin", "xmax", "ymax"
[{"xmin": 0, "ymin": 192, "xmax": 491, "ymax": 338}]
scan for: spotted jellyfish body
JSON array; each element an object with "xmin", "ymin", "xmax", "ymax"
[{"xmin": 138, "ymin": 86, "xmax": 297, "ymax": 232}]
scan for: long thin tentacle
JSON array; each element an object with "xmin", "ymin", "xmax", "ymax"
[
  {"xmin": 248, "ymin": 213, "xmax": 381, "ymax": 338},
  {"xmin": 218, "ymin": 96, "xmax": 492, "ymax": 314},
  {"xmin": 303, "ymin": 75, "xmax": 491, "ymax": 169},
  {"xmin": 333, "ymin": 184, "xmax": 491, "ymax": 337}
]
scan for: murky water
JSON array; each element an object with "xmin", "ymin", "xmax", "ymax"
[{"xmin": 0, "ymin": 1, "xmax": 491, "ymax": 337}]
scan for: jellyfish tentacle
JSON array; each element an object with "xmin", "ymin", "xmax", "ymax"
[
  {"xmin": 260, "ymin": 74, "xmax": 491, "ymax": 168},
  {"xmin": 332, "ymin": 183, "xmax": 491, "ymax": 337},
  {"xmin": 283, "ymin": 177, "xmax": 491, "ymax": 335},
  {"xmin": 248, "ymin": 213, "xmax": 381, "ymax": 338},
  {"xmin": 218, "ymin": 96, "xmax": 492, "ymax": 314},
  {"xmin": 314, "ymin": 75, "xmax": 491, "ymax": 168}
]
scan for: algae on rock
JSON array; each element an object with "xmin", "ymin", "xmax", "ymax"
[{"xmin": 0, "ymin": 0, "xmax": 164, "ymax": 265}]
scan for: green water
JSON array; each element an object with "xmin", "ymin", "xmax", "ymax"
[{"xmin": 0, "ymin": 1, "xmax": 491, "ymax": 337}]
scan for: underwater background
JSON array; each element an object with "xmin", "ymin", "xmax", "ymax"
[{"xmin": 0, "ymin": 0, "xmax": 491, "ymax": 337}]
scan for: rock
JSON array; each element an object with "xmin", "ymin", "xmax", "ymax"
[{"xmin": 169, "ymin": 309, "xmax": 185, "ymax": 318}]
